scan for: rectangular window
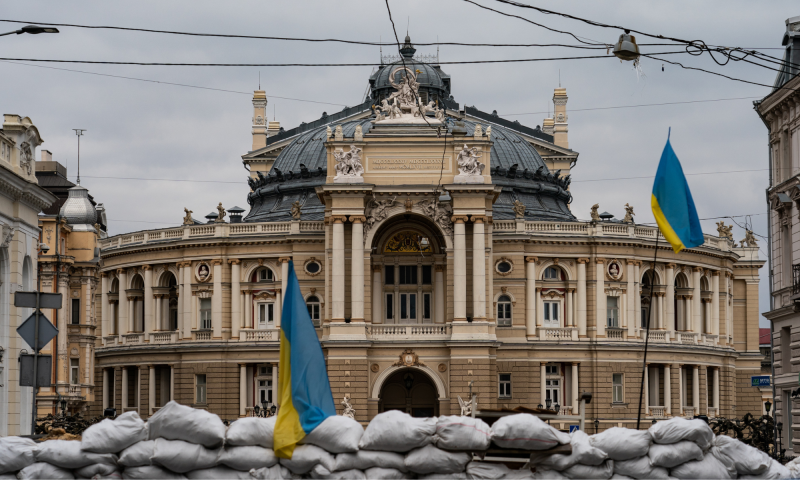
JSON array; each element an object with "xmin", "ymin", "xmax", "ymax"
[
  {"xmin": 782, "ymin": 327, "xmax": 792, "ymax": 373},
  {"xmin": 385, "ymin": 266, "xmax": 395, "ymax": 285},
  {"xmin": 258, "ymin": 303, "xmax": 274, "ymax": 328},
  {"xmin": 497, "ymin": 302, "xmax": 512, "ymax": 326},
  {"xmin": 543, "ymin": 301, "xmax": 560, "ymax": 327},
  {"xmin": 200, "ymin": 298, "xmax": 212, "ymax": 329},
  {"xmin": 70, "ymin": 358, "xmax": 80, "ymax": 385},
  {"xmin": 422, "ymin": 265, "xmax": 432, "ymax": 285},
  {"xmin": 423, "ymin": 293, "xmax": 431, "ymax": 322},
  {"xmin": 196, "ymin": 374, "xmax": 207, "ymax": 404},
  {"xmin": 612, "ymin": 373, "xmax": 624, "ymax": 403},
  {"xmin": 499, "ymin": 374, "xmax": 512, "ymax": 398},
  {"xmin": 258, "ymin": 379, "xmax": 273, "ymax": 405},
  {"xmin": 545, "ymin": 379, "xmax": 560, "ymax": 405},
  {"xmin": 71, "ymin": 298, "xmax": 81, "ymax": 325},
  {"xmin": 399, "ymin": 266, "xmax": 417, "ymax": 285},
  {"xmin": 607, "ymin": 296, "xmax": 619, "ymax": 328},
  {"xmin": 385, "ymin": 293, "xmax": 394, "ymax": 321},
  {"xmin": 307, "ymin": 303, "xmax": 320, "ymax": 326},
  {"xmin": 546, "ymin": 364, "xmax": 560, "ymax": 375},
  {"xmin": 400, "ymin": 293, "xmax": 417, "ymax": 321}
]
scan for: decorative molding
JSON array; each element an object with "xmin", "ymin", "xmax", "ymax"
[
  {"xmin": 451, "ymin": 215, "xmax": 469, "ymax": 224},
  {"xmin": 228, "ymin": 259, "xmax": 241, "ymax": 265},
  {"xmin": 392, "ymin": 349, "xmax": 426, "ymax": 367},
  {"xmin": 525, "ymin": 256, "xmax": 538, "ymax": 263},
  {"xmin": 349, "ymin": 215, "xmax": 366, "ymax": 224},
  {"xmin": 195, "ymin": 262, "xmax": 212, "ymax": 283}
]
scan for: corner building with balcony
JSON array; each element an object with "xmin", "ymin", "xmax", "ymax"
[{"xmin": 93, "ymin": 37, "xmax": 764, "ymax": 428}]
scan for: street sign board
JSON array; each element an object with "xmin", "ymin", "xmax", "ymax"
[
  {"xmin": 751, "ymin": 375, "xmax": 771, "ymax": 387},
  {"xmin": 569, "ymin": 425, "xmax": 580, "ymax": 433},
  {"xmin": 19, "ymin": 354, "xmax": 52, "ymax": 387},
  {"xmin": 16, "ymin": 312, "xmax": 58, "ymax": 352},
  {"xmin": 14, "ymin": 291, "xmax": 62, "ymax": 309}
]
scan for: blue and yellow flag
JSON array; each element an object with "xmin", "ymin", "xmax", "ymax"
[
  {"xmin": 651, "ymin": 130, "xmax": 704, "ymax": 253},
  {"xmin": 274, "ymin": 260, "xmax": 335, "ymax": 459}
]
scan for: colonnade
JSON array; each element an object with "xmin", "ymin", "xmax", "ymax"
[
  {"xmin": 102, "ymin": 365, "xmax": 175, "ymax": 416},
  {"xmin": 642, "ymin": 363, "xmax": 721, "ymax": 417}
]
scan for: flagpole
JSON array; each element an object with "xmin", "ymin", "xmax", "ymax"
[{"xmin": 636, "ymin": 233, "xmax": 660, "ymax": 430}]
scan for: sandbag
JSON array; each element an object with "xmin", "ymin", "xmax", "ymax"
[
  {"xmin": 610, "ymin": 475, "xmax": 634, "ymax": 480},
  {"xmin": 466, "ymin": 461, "xmax": 512, "ymax": 479},
  {"xmin": 334, "ymin": 450, "xmax": 406, "ymax": 472},
  {"xmin": 535, "ymin": 430, "xmax": 607, "ymax": 471},
  {"xmin": 669, "ymin": 453, "xmax": 736, "ymax": 479},
  {"xmin": 185, "ymin": 467, "xmax": 254, "ymax": 479},
  {"xmin": 81, "ymin": 411, "xmax": 148, "ymax": 453},
  {"xmin": 404, "ymin": 444, "xmax": 471, "ymax": 474},
  {"xmin": 150, "ymin": 438, "xmax": 221, "ymax": 473},
  {"xmin": 308, "ymin": 464, "xmax": 366, "ymax": 479},
  {"xmin": 532, "ymin": 469, "xmax": 567, "ymax": 480},
  {"xmin": 491, "ymin": 414, "xmax": 571, "ymax": 450},
  {"xmin": 648, "ymin": 417, "xmax": 714, "ymax": 450},
  {"xmin": 74, "ymin": 463, "xmax": 121, "ymax": 479},
  {"xmin": 122, "ymin": 465, "xmax": 187, "ymax": 479},
  {"xmin": 561, "ymin": 460, "xmax": 614, "ymax": 480},
  {"xmin": 218, "ymin": 445, "xmax": 277, "ymax": 471},
  {"xmin": 118, "ymin": 440, "xmax": 155, "ymax": 467},
  {"xmin": 302, "ymin": 415, "xmax": 363, "ymax": 453},
  {"xmin": 714, "ymin": 434, "xmax": 771, "ymax": 476},
  {"xmin": 611, "ymin": 456, "xmax": 668, "ymax": 479},
  {"xmin": 17, "ymin": 462, "xmax": 75, "ymax": 479},
  {"xmin": 363, "ymin": 467, "xmax": 407, "ymax": 479},
  {"xmin": 279, "ymin": 444, "xmax": 335, "ymax": 474},
  {"xmin": 739, "ymin": 459, "xmax": 791, "ymax": 480},
  {"xmin": 589, "ymin": 427, "xmax": 651, "ymax": 461},
  {"xmin": 250, "ymin": 464, "xmax": 294, "ymax": 480},
  {"xmin": 647, "ymin": 440, "xmax": 703, "ymax": 468},
  {"xmin": 226, "ymin": 416, "xmax": 277, "ymax": 448},
  {"xmin": 0, "ymin": 475, "xmax": 16, "ymax": 480},
  {"xmin": 785, "ymin": 457, "xmax": 800, "ymax": 478},
  {"xmin": 434, "ymin": 416, "xmax": 492, "ymax": 451},
  {"xmin": 358, "ymin": 410, "xmax": 437, "ymax": 452},
  {"xmin": 35, "ymin": 439, "xmax": 117, "ymax": 469},
  {"xmin": 148, "ymin": 401, "xmax": 226, "ymax": 448},
  {"xmin": 505, "ymin": 468, "xmax": 536, "ymax": 479},
  {"xmin": 0, "ymin": 436, "xmax": 36, "ymax": 474},
  {"xmin": 418, "ymin": 474, "xmax": 468, "ymax": 479}
]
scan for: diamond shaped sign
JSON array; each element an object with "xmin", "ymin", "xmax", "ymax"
[{"xmin": 17, "ymin": 312, "xmax": 58, "ymax": 352}]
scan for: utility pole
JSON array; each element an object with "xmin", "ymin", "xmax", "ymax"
[{"xmin": 72, "ymin": 129, "xmax": 86, "ymax": 185}]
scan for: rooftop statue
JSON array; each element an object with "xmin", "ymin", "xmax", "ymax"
[
  {"xmin": 590, "ymin": 204, "xmax": 601, "ymax": 222},
  {"xmin": 333, "ymin": 145, "xmax": 364, "ymax": 184},
  {"xmin": 740, "ymin": 229, "xmax": 758, "ymax": 248},
  {"xmin": 716, "ymin": 221, "xmax": 734, "ymax": 242},
  {"xmin": 374, "ymin": 67, "xmax": 442, "ymax": 124},
  {"xmin": 513, "ymin": 200, "xmax": 526, "ymax": 219},
  {"xmin": 183, "ymin": 208, "xmax": 193, "ymax": 225},
  {"xmin": 623, "ymin": 203, "xmax": 635, "ymax": 224},
  {"xmin": 215, "ymin": 203, "xmax": 226, "ymax": 223},
  {"xmin": 454, "ymin": 144, "xmax": 485, "ymax": 183},
  {"xmin": 291, "ymin": 201, "xmax": 302, "ymax": 220}
]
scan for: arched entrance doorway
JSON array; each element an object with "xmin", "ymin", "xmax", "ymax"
[{"xmin": 379, "ymin": 368, "xmax": 439, "ymax": 417}]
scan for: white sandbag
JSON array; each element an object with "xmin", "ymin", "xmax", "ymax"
[
  {"xmin": 17, "ymin": 462, "xmax": 75, "ymax": 480},
  {"xmin": 302, "ymin": 415, "xmax": 363, "ymax": 453},
  {"xmin": 404, "ymin": 444, "xmax": 471, "ymax": 474},
  {"xmin": 81, "ymin": 411, "xmax": 148, "ymax": 453},
  {"xmin": 308, "ymin": 464, "xmax": 366, "ymax": 480},
  {"xmin": 279, "ymin": 444, "xmax": 335, "ymax": 474},
  {"xmin": 74, "ymin": 463, "xmax": 121, "ymax": 478},
  {"xmin": 226, "ymin": 416, "xmax": 277, "ymax": 448},
  {"xmin": 358, "ymin": 410, "xmax": 437, "ymax": 452},
  {"xmin": 122, "ymin": 465, "xmax": 187, "ymax": 479},
  {"xmin": 466, "ymin": 461, "xmax": 512, "ymax": 479},
  {"xmin": 611, "ymin": 456, "xmax": 669, "ymax": 479},
  {"xmin": 714, "ymin": 435, "xmax": 771, "ymax": 476},
  {"xmin": 491, "ymin": 414, "xmax": 571, "ymax": 450},
  {"xmin": 532, "ymin": 469, "xmax": 567, "ymax": 480},
  {"xmin": 434, "ymin": 416, "xmax": 492, "ymax": 451},
  {"xmin": 150, "ymin": 438, "xmax": 221, "ymax": 473},
  {"xmin": 609, "ymin": 475, "xmax": 634, "ymax": 480},
  {"xmin": 648, "ymin": 417, "xmax": 714, "ymax": 450},
  {"xmin": 185, "ymin": 467, "xmax": 254, "ymax": 479},
  {"xmin": 785, "ymin": 456, "xmax": 800, "ymax": 479},
  {"xmin": 739, "ymin": 459, "xmax": 791, "ymax": 480},
  {"xmin": 333, "ymin": 450, "xmax": 406, "ymax": 472},
  {"xmin": 219, "ymin": 445, "xmax": 277, "ymax": 471},
  {"xmin": 148, "ymin": 401, "xmax": 226, "ymax": 448},
  {"xmin": 561, "ymin": 460, "xmax": 614, "ymax": 480},
  {"xmin": 669, "ymin": 453, "xmax": 736, "ymax": 479},
  {"xmin": 363, "ymin": 467, "xmax": 407, "ymax": 479},
  {"xmin": 505, "ymin": 468, "xmax": 536, "ymax": 479},
  {"xmin": 0, "ymin": 475, "xmax": 16, "ymax": 480},
  {"xmin": 418, "ymin": 474, "xmax": 468, "ymax": 479},
  {"xmin": 118, "ymin": 440, "xmax": 155, "ymax": 467},
  {"xmin": 647, "ymin": 440, "xmax": 703, "ymax": 468},
  {"xmin": 535, "ymin": 430, "xmax": 607, "ymax": 471},
  {"xmin": 249, "ymin": 464, "xmax": 294, "ymax": 480},
  {"xmin": 589, "ymin": 427, "xmax": 651, "ymax": 461},
  {"xmin": 0, "ymin": 436, "xmax": 36, "ymax": 474},
  {"xmin": 35, "ymin": 439, "xmax": 117, "ymax": 469}
]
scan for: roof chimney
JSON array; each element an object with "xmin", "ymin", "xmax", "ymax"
[
  {"xmin": 252, "ymin": 90, "xmax": 268, "ymax": 151},
  {"xmin": 41, "ymin": 149, "xmax": 52, "ymax": 162},
  {"xmin": 552, "ymin": 88, "xmax": 569, "ymax": 149}
]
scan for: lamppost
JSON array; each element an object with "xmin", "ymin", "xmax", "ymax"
[
  {"xmin": 765, "ymin": 400, "xmax": 772, "ymax": 417},
  {"xmin": 777, "ymin": 421, "xmax": 783, "ymax": 459},
  {"xmin": 0, "ymin": 25, "xmax": 59, "ymax": 37},
  {"xmin": 594, "ymin": 419, "xmax": 600, "ymax": 434}
]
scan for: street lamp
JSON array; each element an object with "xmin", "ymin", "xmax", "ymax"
[
  {"xmin": 253, "ymin": 405, "xmax": 261, "ymax": 417},
  {"xmin": 59, "ymin": 398, "xmax": 67, "ymax": 416},
  {"xmin": 594, "ymin": 419, "xmax": 599, "ymax": 434},
  {"xmin": 554, "ymin": 403, "xmax": 560, "ymax": 414},
  {"xmin": 545, "ymin": 398, "xmax": 552, "ymax": 411},
  {"xmin": 0, "ymin": 25, "xmax": 59, "ymax": 37},
  {"xmin": 270, "ymin": 404, "xmax": 277, "ymax": 416},
  {"xmin": 765, "ymin": 400, "xmax": 772, "ymax": 416},
  {"xmin": 777, "ymin": 421, "xmax": 784, "ymax": 458}
]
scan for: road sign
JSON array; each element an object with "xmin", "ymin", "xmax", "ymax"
[
  {"xmin": 14, "ymin": 291, "xmax": 62, "ymax": 309},
  {"xmin": 19, "ymin": 354, "xmax": 52, "ymax": 387},
  {"xmin": 751, "ymin": 375, "xmax": 771, "ymax": 387},
  {"xmin": 16, "ymin": 312, "xmax": 58, "ymax": 352},
  {"xmin": 569, "ymin": 425, "xmax": 580, "ymax": 433}
]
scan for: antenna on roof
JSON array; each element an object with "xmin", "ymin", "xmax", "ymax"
[
  {"xmin": 437, "ymin": 35, "xmax": 440, "ymax": 63},
  {"xmin": 259, "ymin": 71, "xmax": 261, "ymax": 90},
  {"xmin": 407, "ymin": 17, "xmax": 409, "ymax": 36},
  {"xmin": 559, "ymin": 69, "xmax": 561, "ymax": 88},
  {"xmin": 380, "ymin": 35, "xmax": 383, "ymax": 64},
  {"xmin": 72, "ymin": 128, "xmax": 86, "ymax": 185}
]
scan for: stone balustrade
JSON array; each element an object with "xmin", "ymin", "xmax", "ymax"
[
  {"xmin": 366, "ymin": 324, "xmax": 451, "ymax": 340},
  {"xmin": 683, "ymin": 406, "xmax": 696, "ymax": 417},
  {"xmin": 539, "ymin": 327, "xmax": 579, "ymax": 341},
  {"xmin": 649, "ymin": 406, "xmax": 666, "ymax": 419}
]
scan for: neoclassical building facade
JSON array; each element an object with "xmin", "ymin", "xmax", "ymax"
[{"xmin": 91, "ymin": 38, "xmax": 765, "ymax": 428}]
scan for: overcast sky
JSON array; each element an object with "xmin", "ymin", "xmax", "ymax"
[{"xmin": 2, "ymin": 1, "xmax": 796, "ymax": 326}]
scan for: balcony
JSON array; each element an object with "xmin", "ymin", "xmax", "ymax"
[
  {"xmin": 192, "ymin": 330, "xmax": 212, "ymax": 341},
  {"xmin": 539, "ymin": 327, "xmax": 578, "ymax": 341},
  {"xmin": 103, "ymin": 335, "xmax": 119, "ymax": 347},
  {"xmin": 366, "ymin": 324, "xmax": 451, "ymax": 341},
  {"xmin": 683, "ymin": 406, "xmax": 696, "ymax": 417},
  {"xmin": 649, "ymin": 406, "xmax": 666, "ymax": 419},
  {"xmin": 239, "ymin": 329, "xmax": 278, "ymax": 341},
  {"xmin": 122, "ymin": 333, "xmax": 144, "ymax": 345},
  {"xmin": 607, "ymin": 328, "xmax": 624, "ymax": 341},
  {"xmin": 150, "ymin": 331, "xmax": 178, "ymax": 344},
  {"xmin": 676, "ymin": 332, "xmax": 698, "ymax": 345}
]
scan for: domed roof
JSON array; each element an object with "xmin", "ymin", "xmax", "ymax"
[
  {"xmin": 369, "ymin": 36, "xmax": 451, "ymax": 104},
  {"xmin": 59, "ymin": 185, "xmax": 97, "ymax": 232}
]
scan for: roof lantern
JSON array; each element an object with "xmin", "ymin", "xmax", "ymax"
[
  {"xmin": 228, "ymin": 206, "xmax": 245, "ymax": 223},
  {"xmin": 59, "ymin": 185, "xmax": 97, "ymax": 232},
  {"xmin": 400, "ymin": 35, "xmax": 416, "ymax": 58},
  {"xmin": 205, "ymin": 212, "xmax": 217, "ymax": 223}
]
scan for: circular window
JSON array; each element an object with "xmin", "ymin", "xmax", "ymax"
[
  {"xmin": 304, "ymin": 259, "xmax": 322, "ymax": 276},
  {"xmin": 496, "ymin": 259, "xmax": 513, "ymax": 275}
]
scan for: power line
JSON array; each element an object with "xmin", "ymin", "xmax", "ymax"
[
  {"xmin": 572, "ymin": 168, "xmax": 768, "ymax": 183},
  {"xmin": 501, "ymin": 96, "xmax": 762, "ymax": 117}
]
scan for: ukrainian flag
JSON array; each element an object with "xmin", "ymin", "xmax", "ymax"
[
  {"xmin": 651, "ymin": 130, "xmax": 704, "ymax": 253},
  {"xmin": 274, "ymin": 260, "xmax": 335, "ymax": 458}
]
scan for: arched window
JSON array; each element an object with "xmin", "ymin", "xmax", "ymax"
[
  {"xmin": 130, "ymin": 274, "xmax": 145, "ymax": 332},
  {"xmin": 497, "ymin": 295, "xmax": 512, "ymax": 327},
  {"xmin": 306, "ymin": 295, "xmax": 321, "ymax": 327},
  {"xmin": 252, "ymin": 267, "xmax": 274, "ymax": 283},
  {"xmin": 110, "ymin": 278, "xmax": 119, "ymax": 335},
  {"xmin": 543, "ymin": 267, "xmax": 562, "ymax": 280}
]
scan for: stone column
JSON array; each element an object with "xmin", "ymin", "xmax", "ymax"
[
  {"xmin": 572, "ymin": 362, "xmax": 579, "ymax": 411},
  {"xmin": 596, "ymin": 259, "xmax": 606, "ymax": 337},
  {"xmin": 713, "ymin": 367, "xmax": 720, "ymax": 410},
  {"xmin": 692, "ymin": 267, "xmax": 702, "ymax": 334},
  {"xmin": 372, "ymin": 266, "xmax": 383, "ymax": 324},
  {"xmin": 577, "ymin": 259, "xmax": 588, "ymax": 336},
  {"xmin": 57, "ymin": 275, "xmax": 69, "ymax": 387},
  {"xmin": 644, "ymin": 364, "xmax": 650, "ymax": 414},
  {"xmin": 331, "ymin": 216, "xmax": 347, "ymax": 321},
  {"xmin": 566, "ymin": 288, "xmax": 574, "ymax": 327},
  {"xmin": 148, "ymin": 365, "xmax": 155, "ymax": 416},
  {"xmin": 657, "ymin": 294, "xmax": 664, "ymax": 329},
  {"xmin": 472, "ymin": 216, "xmax": 486, "ymax": 320},
  {"xmin": 540, "ymin": 362, "xmax": 547, "ymax": 406},
  {"xmin": 272, "ymin": 365, "xmax": 279, "ymax": 407},
  {"xmin": 434, "ymin": 265, "xmax": 445, "ymax": 324},
  {"xmin": 101, "ymin": 273, "xmax": 109, "ymax": 337},
  {"xmin": 526, "ymin": 257, "xmax": 537, "ymax": 338},
  {"xmin": 351, "ymin": 216, "xmax": 366, "ymax": 322},
  {"xmin": 136, "ymin": 366, "xmax": 142, "ymax": 414},
  {"xmin": 239, "ymin": 364, "xmax": 247, "ymax": 417},
  {"xmin": 626, "ymin": 261, "xmax": 635, "ymax": 337},
  {"xmin": 154, "ymin": 296, "xmax": 161, "ymax": 331},
  {"xmin": 121, "ymin": 367, "xmax": 128, "ymax": 410},
  {"xmin": 128, "ymin": 296, "xmax": 135, "ymax": 333},
  {"xmin": 275, "ymin": 289, "xmax": 282, "ymax": 329},
  {"xmin": 678, "ymin": 365, "xmax": 684, "ymax": 414},
  {"xmin": 452, "ymin": 216, "xmax": 468, "ymax": 321},
  {"xmin": 102, "ymin": 368, "xmax": 109, "ymax": 410},
  {"xmin": 536, "ymin": 287, "xmax": 543, "ymax": 328},
  {"xmin": 633, "ymin": 262, "xmax": 641, "ymax": 332},
  {"xmin": 231, "ymin": 260, "xmax": 241, "ymax": 339},
  {"xmin": 712, "ymin": 272, "xmax": 720, "ymax": 336},
  {"xmin": 118, "ymin": 269, "xmax": 128, "ymax": 337},
  {"xmin": 685, "ymin": 297, "xmax": 693, "ymax": 332},
  {"xmin": 182, "ymin": 263, "xmax": 193, "ymax": 339},
  {"xmin": 169, "ymin": 365, "xmax": 175, "ymax": 402},
  {"xmin": 665, "ymin": 364, "xmax": 672, "ymax": 415},
  {"xmin": 692, "ymin": 365, "xmax": 700, "ymax": 411},
  {"xmin": 212, "ymin": 260, "xmax": 223, "ymax": 338},
  {"xmin": 281, "ymin": 258, "xmax": 290, "ymax": 299},
  {"xmin": 666, "ymin": 264, "xmax": 675, "ymax": 334},
  {"xmin": 143, "ymin": 266, "xmax": 153, "ymax": 336},
  {"xmin": 176, "ymin": 264, "xmax": 183, "ymax": 335}
]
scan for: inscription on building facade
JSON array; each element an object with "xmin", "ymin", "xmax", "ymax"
[{"xmin": 367, "ymin": 156, "xmax": 451, "ymax": 173}]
